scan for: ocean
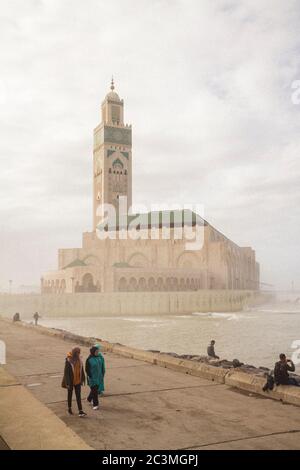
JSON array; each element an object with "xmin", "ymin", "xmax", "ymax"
[{"xmin": 30, "ymin": 300, "xmax": 300, "ymax": 372}]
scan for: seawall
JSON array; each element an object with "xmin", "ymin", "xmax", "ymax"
[{"xmin": 0, "ymin": 290, "xmax": 267, "ymax": 317}]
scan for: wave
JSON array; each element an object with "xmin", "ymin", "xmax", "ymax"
[
  {"xmin": 122, "ymin": 317, "xmax": 172, "ymax": 324},
  {"xmin": 192, "ymin": 312, "xmax": 240, "ymax": 321},
  {"xmin": 139, "ymin": 323, "xmax": 165, "ymax": 328},
  {"xmin": 174, "ymin": 315, "xmax": 192, "ymax": 319}
]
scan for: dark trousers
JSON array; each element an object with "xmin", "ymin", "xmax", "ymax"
[
  {"xmin": 87, "ymin": 385, "xmax": 99, "ymax": 407},
  {"xmin": 67, "ymin": 384, "xmax": 82, "ymax": 411},
  {"xmin": 288, "ymin": 377, "xmax": 300, "ymax": 386}
]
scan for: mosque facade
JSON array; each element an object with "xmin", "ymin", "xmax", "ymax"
[{"xmin": 41, "ymin": 82, "xmax": 260, "ymax": 294}]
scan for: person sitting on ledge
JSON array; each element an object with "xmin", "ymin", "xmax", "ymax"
[
  {"xmin": 13, "ymin": 312, "xmax": 20, "ymax": 322},
  {"xmin": 274, "ymin": 353, "xmax": 299, "ymax": 386},
  {"xmin": 207, "ymin": 340, "xmax": 220, "ymax": 359}
]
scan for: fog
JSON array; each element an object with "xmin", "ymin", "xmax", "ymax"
[{"xmin": 1, "ymin": 0, "xmax": 300, "ymax": 291}]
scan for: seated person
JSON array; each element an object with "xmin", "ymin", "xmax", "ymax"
[
  {"xmin": 207, "ymin": 340, "xmax": 219, "ymax": 359},
  {"xmin": 274, "ymin": 353, "xmax": 299, "ymax": 386}
]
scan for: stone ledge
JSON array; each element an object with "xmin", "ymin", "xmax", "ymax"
[
  {"xmin": 225, "ymin": 369, "xmax": 300, "ymax": 406},
  {"xmin": 2, "ymin": 318, "xmax": 300, "ymax": 407}
]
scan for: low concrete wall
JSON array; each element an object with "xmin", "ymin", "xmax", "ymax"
[
  {"xmin": 225, "ymin": 369, "xmax": 300, "ymax": 407},
  {"xmin": 5, "ymin": 319, "xmax": 300, "ymax": 408},
  {"xmin": 0, "ymin": 290, "xmax": 256, "ymax": 317}
]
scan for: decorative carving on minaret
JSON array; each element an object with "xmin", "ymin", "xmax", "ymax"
[{"xmin": 93, "ymin": 79, "xmax": 132, "ymax": 230}]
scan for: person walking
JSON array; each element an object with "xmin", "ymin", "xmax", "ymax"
[
  {"xmin": 85, "ymin": 346, "xmax": 101, "ymax": 410},
  {"xmin": 94, "ymin": 343, "xmax": 106, "ymax": 395},
  {"xmin": 62, "ymin": 347, "xmax": 87, "ymax": 416},
  {"xmin": 33, "ymin": 312, "xmax": 40, "ymax": 326}
]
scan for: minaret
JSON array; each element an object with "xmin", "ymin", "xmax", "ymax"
[{"xmin": 93, "ymin": 79, "xmax": 132, "ymax": 230}]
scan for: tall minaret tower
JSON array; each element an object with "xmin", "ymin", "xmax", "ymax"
[{"xmin": 93, "ymin": 79, "xmax": 132, "ymax": 230}]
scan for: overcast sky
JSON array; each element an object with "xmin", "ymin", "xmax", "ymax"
[{"xmin": 0, "ymin": 0, "xmax": 300, "ymax": 291}]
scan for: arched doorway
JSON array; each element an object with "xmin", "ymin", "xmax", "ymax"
[
  {"xmin": 138, "ymin": 278, "xmax": 147, "ymax": 291},
  {"xmin": 82, "ymin": 273, "xmax": 96, "ymax": 292},
  {"xmin": 148, "ymin": 277, "xmax": 156, "ymax": 291},
  {"xmin": 118, "ymin": 277, "xmax": 127, "ymax": 292},
  {"xmin": 129, "ymin": 277, "xmax": 137, "ymax": 291}
]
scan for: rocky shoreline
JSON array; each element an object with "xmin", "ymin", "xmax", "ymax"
[
  {"xmin": 42, "ymin": 322, "xmax": 300, "ymax": 382},
  {"xmin": 149, "ymin": 350, "xmax": 300, "ymax": 381},
  {"xmin": 19, "ymin": 318, "xmax": 300, "ymax": 381}
]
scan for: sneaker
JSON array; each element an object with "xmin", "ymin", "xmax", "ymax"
[
  {"xmin": 79, "ymin": 411, "xmax": 87, "ymax": 417},
  {"xmin": 68, "ymin": 408, "xmax": 73, "ymax": 415},
  {"xmin": 92, "ymin": 406, "xmax": 99, "ymax": 410}
]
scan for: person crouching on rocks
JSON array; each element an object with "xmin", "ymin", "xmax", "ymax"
[
  {"xmin": 62, "ymin": 347, "xmax": 87, "ymax": 417},
  {"xmin": 207, "ymin": 340, "xmax": 220, "ymax": 359},
  {"xmin": 85, "ymin": 345, "xmax": 105, "ymax": 409}
]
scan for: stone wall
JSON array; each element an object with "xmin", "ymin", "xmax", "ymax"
[{"xmin": 0, "ymin": 290, "xmax": 257, "ymax": 318}]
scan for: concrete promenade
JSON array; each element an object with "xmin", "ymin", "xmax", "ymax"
[{"xmin": 1, "ymin": 318, "xmax": 300, "ymax": 450}]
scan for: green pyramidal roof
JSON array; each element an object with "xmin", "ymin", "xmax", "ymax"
[{"xmin": 63, "ymin": 258, "xmax": 87, "ymax": 269}]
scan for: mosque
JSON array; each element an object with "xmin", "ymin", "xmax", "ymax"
[{"xmin": 41, "ymin": 81, "xmax": 260, "ymax": 294}]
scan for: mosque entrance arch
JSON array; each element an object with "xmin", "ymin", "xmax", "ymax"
[{"xmin": 82, "ymin": 273, "xmax": 96, "ymax": 292}]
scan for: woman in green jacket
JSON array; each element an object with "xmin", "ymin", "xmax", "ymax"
[{"xmin": 85, "ymin": 345, "xmax": 106, "ymax": 409}]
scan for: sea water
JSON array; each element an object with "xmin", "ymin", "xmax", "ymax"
[{"xmin": 33, "ymin": 302, "xmax": 300, "ymax": 372}]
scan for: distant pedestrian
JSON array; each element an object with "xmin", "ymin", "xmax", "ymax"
[
  {"xmin": 33, "ymin": 312, "xmax": 40, "ymax": 326},
  {"xmin": 13, "ymin": 312, "xmax": 20, "ymax": 322},
  {"xmin": 274, "ymin": 353, "xmax": 299, "ymax": 386},
  {"xmin": 85, "ymin": 346, "xmax": 103, "ymax": 410},
  {"xmin": 207, "ymin": 340, "xmax": 220, "ymax": 359},
  {"xmin": 62, "ymin": 347, "xmax": 87, "ymax": 417}
]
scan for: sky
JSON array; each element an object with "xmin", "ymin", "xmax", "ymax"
[{"xmin": 0, "ymin": 0, "xmax": 300, "ymax": 291}]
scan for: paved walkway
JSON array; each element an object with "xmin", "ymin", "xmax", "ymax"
[{"xmin": 1, "ymin": 319, "xmax": 300, "ymax": 450}]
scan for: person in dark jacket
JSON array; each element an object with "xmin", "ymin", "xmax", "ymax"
[
  {"xmin": 13, "ymin": 312, "xmax": 20, "ymax": 322},
  {"xmin": 207, "ymin": 340, "xmax": 219, "ymax": 359},
  {"xmin": 274, "ymin": 353, "xmax": 299, "ymax": 386},
  {"xmin": 33, "ymin": 312, "xmax": 40, "ymax": 326},
  {"xmin": 62, "ymin": 347, "xmax": 87, "ymax": 416}
]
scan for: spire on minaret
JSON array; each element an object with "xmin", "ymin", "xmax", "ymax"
[{"xmin": 110, "ymin": 76, "xmax": 115, "ymax": 91}]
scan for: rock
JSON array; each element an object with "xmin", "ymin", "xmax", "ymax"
[
  {"xmin": 164, "ymin": 352, "xmax": 180, "ymax": 358},
  {"xmin": 232, "ymin": 359, "xmax": 243, "ymax": 368}
]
